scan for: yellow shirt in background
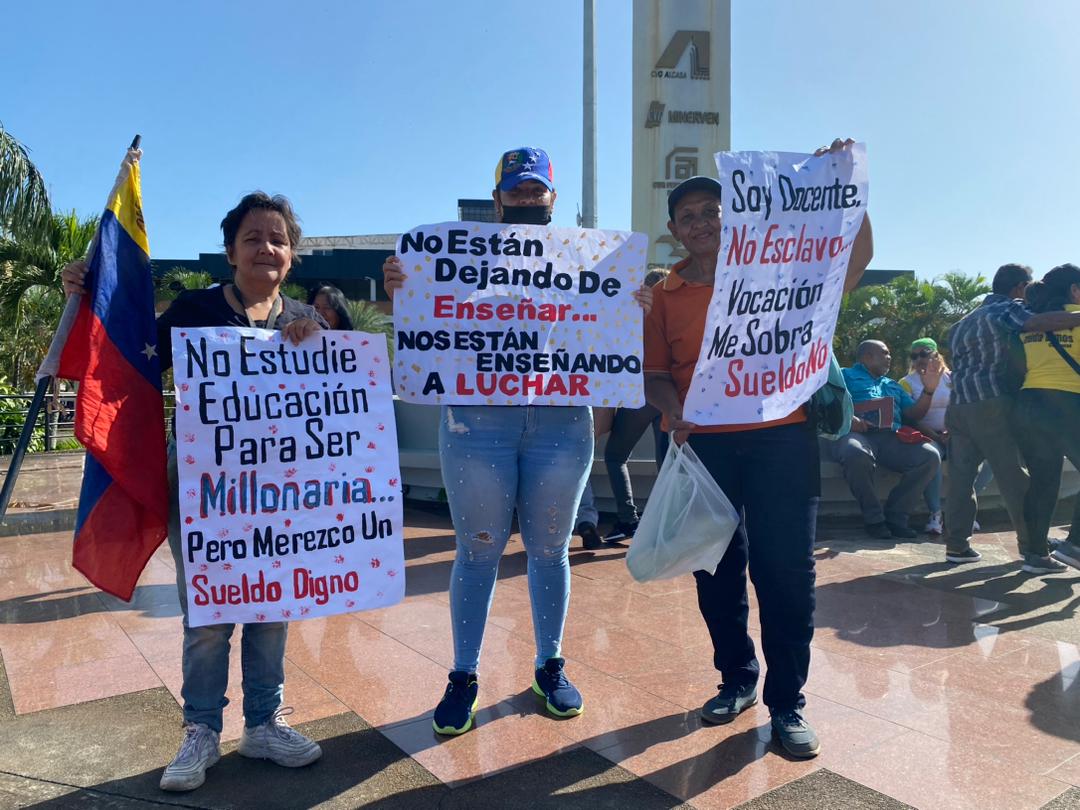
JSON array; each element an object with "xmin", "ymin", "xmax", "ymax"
[{"xmin": 1022, "ymin": 304, "xmax": 1080, "ymax": 395}]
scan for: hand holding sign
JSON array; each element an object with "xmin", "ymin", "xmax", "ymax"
[
  {"xmin": 814, "ymin": 137, "xmax": 856, "ymax": 158},
  {"xmin": 382, "ymin": 256, "xmax": 406, "ymax": 298}
]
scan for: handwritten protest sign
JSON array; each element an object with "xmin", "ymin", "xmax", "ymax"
[
  {"xmin": 392, "ymin": 222, "xmax": 649, "ymax": 407},
  {"xmin": 682, "ymin": 145, "xmax": 869, "ymax": 424},
  {"xmin": 171, "ymin": 328, "xmax": 404, "ymax": 627}
]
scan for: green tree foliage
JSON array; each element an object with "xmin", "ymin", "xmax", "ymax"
[
  {"xmin": 347, "ymin": 299, "xmax": 394, "ymax": 361},
  {"xmin": 834, "ymin": 273, "xmax": 991, "ymax": 378},
  {"xmin": 155, "ymin": 266, "xmax": 214, "ymax": 302},
  {"xmin": 281, "ymin": 282, "xmax": 309, "ymax": 303},
  {"xmin": 0, "ymin": 123, "xmax": 51, "ymax": 241},
  {"xmin": 0, "ymin": 375, "xmax": 44, "ymax": 455},
  {"xmin": 0, "ymin": 210, "xmax": 99, "ymax": 388}
]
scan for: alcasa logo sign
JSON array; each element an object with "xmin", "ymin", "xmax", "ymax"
[
  {"xmin": 644, "ymin": 102, "xmax": 720, "ymax": 128},
  {"xmin": 651, "ymin": 30, "xmax": 710, "ymax": 80}
]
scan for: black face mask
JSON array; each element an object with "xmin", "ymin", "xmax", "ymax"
[{"xmin": 500, "ymin": 205, "xmax": 553, "ymax": 226}]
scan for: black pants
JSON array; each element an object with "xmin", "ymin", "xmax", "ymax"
[
  {"xmin": 602, "ymin": 403, "xmax": 663, "ymax": 521},
  {"xmin": 1015, "ymin": 389, "xmax": 1080, "ymax": 552},
  {"xmin": 689, "ymin": 422, "xmax": 820, "ymax": 713}
]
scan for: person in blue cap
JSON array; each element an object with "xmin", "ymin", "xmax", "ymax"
[{"xmin": 383, "ymin": 147, "xmax": 651, "ymax": 736}]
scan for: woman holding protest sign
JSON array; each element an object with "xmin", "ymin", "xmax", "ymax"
[
  {"xmin": 63, "ymin": 192, "xmax": 326, "ymax": 792},
  {"xmin": 383, "ymin": 147, "xmax": 652, "ymax": 736},
  {"xmin": 643, "ymin": 139, "xmax": 873, "ymax": 759}
]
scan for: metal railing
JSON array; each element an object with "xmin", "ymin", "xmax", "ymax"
[{"xmin": 0, "ymin": 391, "xmax": 176, "ymax": 455}]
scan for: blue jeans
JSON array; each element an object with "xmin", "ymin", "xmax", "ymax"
[
  {"xmin": 167, "ymin": 445, "xmax": 286, "ymax": 733},
  {"xmin": 441, "ymin": 405, "xmax": 593, "ymax": 672},
  {"xmin": 689, "ymin": 423, "xmax": 820, "ymax": 712}
]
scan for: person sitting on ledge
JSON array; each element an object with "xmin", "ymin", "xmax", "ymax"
[{"xmin": 821, "ymin": 340, "xmax": 942, "ymax": 539}]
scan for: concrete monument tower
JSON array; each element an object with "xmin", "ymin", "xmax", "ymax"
[{"xmin": 631, "ymin": 0, "xmax": 731, "ymax": 267}]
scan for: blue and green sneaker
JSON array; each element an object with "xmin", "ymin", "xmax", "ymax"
[
  {"xmin": 532, "ymin": 657, "xmax": 583, "ymax": 717},
  {"xmin": 433, "ymin": 671, "xmax": 479, "ymax": 735}
]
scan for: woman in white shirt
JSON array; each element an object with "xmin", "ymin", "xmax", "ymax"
[{"xmin": 901, "ymin": 338, "xmax": 993, "ymax": 534}]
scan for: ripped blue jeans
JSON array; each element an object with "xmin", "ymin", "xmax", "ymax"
[{"xmin": 440, "ymin": 405, "xmax": 593, "ymax": 672}]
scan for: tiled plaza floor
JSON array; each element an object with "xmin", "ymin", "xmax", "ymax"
[{"xmin": 0, "ymin": 501, "xmax": 1077, "ymax": 808}]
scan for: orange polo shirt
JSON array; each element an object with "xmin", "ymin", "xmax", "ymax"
[{"xmin": 643, "ymin": 260, "xmax": 806, "ymax": 434}]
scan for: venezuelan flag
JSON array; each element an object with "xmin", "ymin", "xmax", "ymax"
[{"xmin": 55, "ymin": 151, "xmax": 168, "ymax": 601}]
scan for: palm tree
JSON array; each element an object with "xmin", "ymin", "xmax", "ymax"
[
  {"xmin": 834, "ymin": 273, "xmax": 993, "ymax": 377},
  {"xmin": 282, "ymin": 282, "xmax": 309, "ymax": 303},
  {"xmin": 0, "ymin": 210, "xmax": 98, "ymax": 387},
  {"xmin": 347, "ymin": 299, "xmax": 391, "ymax": 332},
  {"xmin": 156, "ymin": 266, "xmax": 214, "ymax": 302},
  {"xmin": 0, "ymin": 122, "xmax": 51, "ymax": 241},
  {"xmin": 347, "ymin": 299, "xmax": 394, "ymax": 360},
  {"xmin": 937, "ymin": 271, "xmax": 990, "ymax": 318}
]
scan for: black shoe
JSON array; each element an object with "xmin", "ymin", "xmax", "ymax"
[
  {"xmin": 770, "ymin": 708, "xmax": 820, "ymax": 758},
  {"xmin": 532, "ymin": 657, "xmax": 584, "ymax": 717},
  {"xmin": 887, "ymin": 522, "xmax": 918, "ymax": 539},
  {"xmin": 1021, "ymin": 554, "xmax": 1068, "ymax": 574},
  {"xmin": 865, "ymin": 522, "xmax": 892, "ymax": 540},
  {"xmin": 1051, "ymin": 541, "xmax": 1080, "ymax": 571},
  {"xmin": 700, "ymin": 683, "xmax": 757, "ymax": 725},
  {"xmin": 432, "ymin": 671, "xmax": 479, "ymax": 736},
  {"xmin": 604, "ymin": 520, "xmax": 638, "ymax": 543},
  {"xmin": 578, "ymin": 523, "xmax": 603, "ymax": 550},
  {"xmin": 946, "ymin": 546, "xmax": 982, "ymax": 564}
]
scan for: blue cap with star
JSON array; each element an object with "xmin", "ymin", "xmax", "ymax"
[{"xmin": 494, "ymin": 147, "xmax": 555, "ymax": 192}]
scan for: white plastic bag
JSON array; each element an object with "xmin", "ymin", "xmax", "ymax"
[{"xmin": 626, "ymin": 441, "xmax": 740, "ymax": 582}]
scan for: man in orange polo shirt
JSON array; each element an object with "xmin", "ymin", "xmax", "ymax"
[{"xmin": 643, "ymin": 142, "xmax": 873, "ymax": 758}]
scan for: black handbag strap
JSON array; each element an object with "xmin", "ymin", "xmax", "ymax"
[{"xmin": 1046, "ymin": 332, "xmax": 1080, "ymax": 377}]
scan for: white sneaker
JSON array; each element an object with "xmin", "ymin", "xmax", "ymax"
[
  {"xmin": 924, "ymin": 511, "xmax": 943, "ymax": 535},
  {"xmin": 160, "ymin": 722, "xmax": 220, "ymax": 792},
  {"xmin": 237, "ymin": 707, "xmax": 322, "ymax": 767}
]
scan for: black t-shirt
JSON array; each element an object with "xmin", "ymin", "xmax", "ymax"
[{"xmin": 156, "ymin": 286, "xmax": 328, "ymax": 372}]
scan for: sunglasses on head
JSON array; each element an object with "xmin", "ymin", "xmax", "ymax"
[{"xmin": 910, "ymin": 350, "xmax": 933, "ymax": 360}]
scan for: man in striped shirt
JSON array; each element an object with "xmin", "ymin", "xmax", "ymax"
[{"xmin": 944, "ymin": 263, "xmax": 1080, "ymax": 563}]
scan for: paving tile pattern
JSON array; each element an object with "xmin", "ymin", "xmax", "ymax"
[{"xmin": 0, "ymin": 504, "xmax": 1077, "ymax": 808}]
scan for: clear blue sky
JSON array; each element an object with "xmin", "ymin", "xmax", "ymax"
[{"xmin": 3, "ymin": 0, "xmax": 1078, "ymax": 279}]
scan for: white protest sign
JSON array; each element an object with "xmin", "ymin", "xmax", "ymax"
[
  {"xmin": 172, "ymin": 327, "xmax": 404, "ymax": 627},
  {"xmin": 682, "ymin": 145, "xmax": 869, "ymax": 424},
  {"xmin": 392, "ymin": 222, "xmax": 649, "ymax": 407}
]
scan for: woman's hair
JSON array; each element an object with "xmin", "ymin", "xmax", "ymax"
[
  {"xmin": 308, "ymin": 284, "xmax": 354, "ymax": 330},
  {"xmin": 644, "ymin": 268, "xmax": 670, "ymax": 288},
  {"xmin": 220, "ymin": 192, "xmax": 303, "ymax": 262},
  {"xmin": 1026, "ymin": 263, "xmax": 1080, "ymax": 313}
]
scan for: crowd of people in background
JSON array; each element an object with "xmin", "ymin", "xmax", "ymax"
[{"xmin": 825, "ymin": 262, "xmax": 1080, "ymax": 573}]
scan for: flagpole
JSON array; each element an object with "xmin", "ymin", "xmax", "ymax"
[
  {"xmin": 0, "ymin": 377, "xmax": 50, "ymax": 520},
  {"xmin": 0, "ymin": 134, "xmax": 142, "ymax": 523}
]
